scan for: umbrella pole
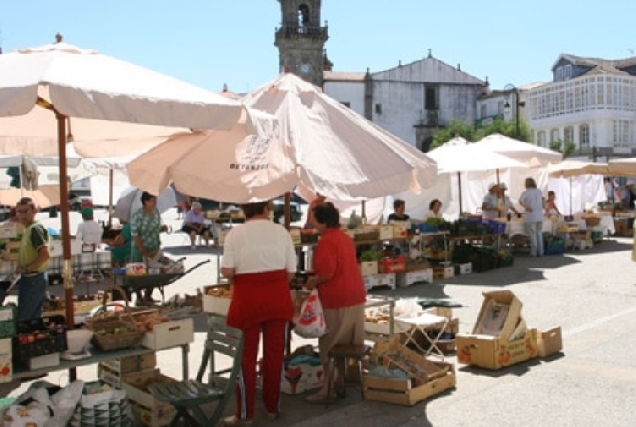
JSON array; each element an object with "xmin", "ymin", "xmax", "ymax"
[
  {"xmin": 458, "ymin": 172, "xmax": 463, "ymax": 216},
  {"xmin": 569, "ymin": 176, "xmax": 573, "ymax": 217},
  {"xmin": 284, "ymin": 191, "xmax": 291, "ymax": 230},
  {"xmin": 57, "ymin": 115, "xmax": 76, "ymax": 323},
  {"xmin": 108, "ymin": 169, "xmax": 114, "ymax": 228}
]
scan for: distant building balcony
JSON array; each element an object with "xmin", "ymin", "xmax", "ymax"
[
  {"xmin": 414, "ymin": 110, "xmax": 442, "ymax": 128},
  {"xmin": 275, "ymin": 25, "xmax": 329, "ymax": 42}
]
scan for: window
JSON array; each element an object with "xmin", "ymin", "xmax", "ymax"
[
  {"xmin": 613, "ymin": 120, "xmax": 635, "ymax": 147},
  {"xmin": 537, "ymin": 131, "xmax": 547, "ymax": 147},
  {"xmin": 564, "ymin": 126, "xmax": 574, "ymax": 143},
  {"xmin": 550, "ymin": 128, "xmax": 560, "ymax": 142},
  {"xmin": 497, "ymin": 101, "xmax": 504, "ymax": 115},
  {"xmin": 480, "ymin": 104, "xmax": 487, "ymax": 119},
  {"xmin": 340, "ymin": 101, "xmax": 351, "ymax": 108},
  {"xmin": 579, "ymin": 124, "xmax": 590, "ymax": 149},
  {"xmin": 425, "ymin": 86, "xmax": 437, "ymax": 110},
  {"xmin": 298, "ymin": 4, "xmax": 310, "ymax": 27},
  {"xmin": 375, "ymin": 103, "xmax": 382, "ymax": 114}
]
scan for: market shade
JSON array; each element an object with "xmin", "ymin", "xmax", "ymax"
[
  {"xmin": 127, "ymin": 108, "xmax": 297, "ymax": 203},
  {"xmin": 0, "ymin": 185, "xmax": 60, "ymax": 208},
  {"xmin": 607, "ymin": 158, "xmax": 636, "ymax": 176},
  {"xmin": 242, "ymin": 72, "xmax": 438, "ymax": 200},
  {"xmin": 427, "ymin": 141, "xmax": 528, "ymax": 214},
  {"xmin": 113, "ymin": 186, "xmax": 177, "ymax": 222},
  {"xmin": 474, "ymin": 133, "xmax": 562, "ymax": 167},
  {"xmin": 0, "ymin": 36, "xmax": 242, "ymax": 330},
  {"xmin": 547, "ymin": 160, "xmax": 609, "ymax": 178}
]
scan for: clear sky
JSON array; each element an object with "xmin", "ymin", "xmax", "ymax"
[{"xmin": 2, "ymin": 1, "xmax": 636, "ymax": 94}]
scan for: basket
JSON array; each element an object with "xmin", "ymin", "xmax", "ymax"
[{"xmin": 87, "ymin": 286, "xmax": 144, "ymax": 351}]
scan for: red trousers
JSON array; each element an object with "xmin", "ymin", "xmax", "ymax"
[{"xmin": 235, "ymin": 319, "xmax": 289, "ymax": 420}]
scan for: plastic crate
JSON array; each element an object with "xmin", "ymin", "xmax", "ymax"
[
  {"xmin": 416, "ymin": 223, "xmax": 438, "ymax": 233},
  {"xmin": 0, "ymin": 306, "xmax": 16, "ymax": 339},
  {"xmin": 485, "ymin": 220, "xmax": 507, "ymax": 234},
  {"xmin": 12, "ymin": 315, "xmax": 67, "ymax": 360}
]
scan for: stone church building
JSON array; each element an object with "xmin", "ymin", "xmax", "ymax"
[{"xmin": 274, "ymin": 0, "xmax": 489, "ymax": 151}]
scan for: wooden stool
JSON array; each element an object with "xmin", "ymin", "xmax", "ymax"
[{"xmin": 327, "ymin": 344, "xmax": 371, "ymax": 401}]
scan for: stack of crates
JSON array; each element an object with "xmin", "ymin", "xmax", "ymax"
[{"xmin": 98, "ymin": 353, "xmax": 177, "ymax": 427}]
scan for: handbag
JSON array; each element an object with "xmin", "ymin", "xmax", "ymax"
[{"xmin": 294, "ymin": 289, "xmax": 328, "ymax": 339}]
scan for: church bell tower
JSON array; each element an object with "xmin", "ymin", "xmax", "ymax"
[{"xmin": 274, "ymin": 0, "xmax": 329, "ymax": 87}]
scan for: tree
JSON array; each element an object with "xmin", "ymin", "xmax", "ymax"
[
  {"xmin": 549, "ymin": 140, "xmax": 576, "ymax": 158},
  {"xmin": 429, "ymin": 119, "xmax": 533, "ymax": 151}
]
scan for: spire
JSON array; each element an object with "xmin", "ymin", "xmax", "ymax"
[{"xmin": 55, "ymin": 33, "xmax": 63, "ymax": 43}]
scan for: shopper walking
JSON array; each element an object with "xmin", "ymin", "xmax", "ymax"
[
  {"xmin": 519, "ymin": 178, "xmax": 545, "ymax": 257},
  {"xmin": 304, "ymin": 202, "xmax": 367, "ymax": 404},
  {"xmin": 221, "ymin": 201, "xmax": 297, "ymax": 426}
]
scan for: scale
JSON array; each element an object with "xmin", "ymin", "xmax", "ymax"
[{"xmin": 60, "ymin": 348, "xmax": 91, "ymax": 361}]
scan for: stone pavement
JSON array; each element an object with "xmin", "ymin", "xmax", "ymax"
[{"xmin": 2, "ymin": 209, "xmax": 636, "ymax": 426}]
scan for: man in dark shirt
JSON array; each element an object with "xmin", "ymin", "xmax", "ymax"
[{"xmin": 387, "ymin": 199, "xmax": 410, "ymax": 223}]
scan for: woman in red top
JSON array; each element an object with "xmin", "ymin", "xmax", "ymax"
[{"xmin": 305, "ymin": 202, "xmax": 366, "ymax": 404}]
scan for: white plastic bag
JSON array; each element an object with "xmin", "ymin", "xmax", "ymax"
[{"xmin": 294, "ymin": 289, "xmax": 327, "ymax": 338}]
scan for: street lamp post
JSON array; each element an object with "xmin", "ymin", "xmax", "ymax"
[{"xmin": 503, "ymin": 83, "xmax": 521, "ymax": 139}]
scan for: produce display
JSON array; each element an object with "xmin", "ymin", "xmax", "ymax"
[{"xmin": 205, "ymin": 287, "xmax": 232, "ymax": 298}]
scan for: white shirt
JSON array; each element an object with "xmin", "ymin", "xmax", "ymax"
[
  {"xmin": 482, "ymin": 193, "xmax": 499, "ymax": 219},
  {"xmin": 222, "ymin": 219, "xmax": 297, "ymax": 274},
  {"xmin": 76, "ymin": 220, "xmax": 103, "ymax": 245},
  {"xmin": 519, "ymin": 188, "xmax": 544, "ymax": 223}
]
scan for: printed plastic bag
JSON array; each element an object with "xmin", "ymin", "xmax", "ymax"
[{"xmin": 294, "ymin": 289, "xmax": 327, "ymax": 338}]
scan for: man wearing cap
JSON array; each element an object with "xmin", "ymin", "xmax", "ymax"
[
  {"xmin": 623, "ymin": 180, "xmax": 636, "ymax": 210},
  {"xmin": 75, "ymin": 207, "xmax": 103, "ymax": 251},
  {"xmin": 481, "ymin": 183, "xmax": 500, "ymax": 219},
  {"xmin": 497, "ymin": 183, "xmax": 521, "ymax": 219}
]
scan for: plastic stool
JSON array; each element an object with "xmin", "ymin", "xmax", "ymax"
[{"xmin": 327, "ymin": 344, "xmax": 371, "ymax": 402}]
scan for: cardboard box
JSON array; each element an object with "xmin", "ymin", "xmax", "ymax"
[
  {"xmin": 100, "ymin": 353, "xmax": 157, "ymax": 374},
  {"xmin": 124, "ymin": 369, "xmax": 178, "ymax": 427},
  {"xmin": 378, "ymin": 224, "xmax": 394, "ymax": 240},
  {"xmin": 0, "ymin": 224, "xmax": 18, "ymax": 239},
  {"xmin": 379, "ymin": 256, "xmax": 406, "ymax": 274},
  {"xmin": 454, "ymin": 262, "xmax": 472, "ymax": 275},
  {"xmin": 0, "ymin": 338, "xmax": 12, "ymax": 383},
  {"xmin": 202, "ymin": 284, "xmax": 232, "ymax": 315},
  {"xmin": 432, "ymin": 266, "xmax": 454, "ymax": 279},
  {"xmin": 472, "ymin": 290, "xmax": 523, "ymax": 339},
  {"xmin": 537, "ymin": 326, "xmax": 563, "ymax": 357},
  {"xmin": 392, "ymin": 222, "xmax": 409, "ymax": 238},
  {"xmin": 141, "ymin": 318, "xmax": 194, "ymax": 350},
  {"xmin": 456, "ymin": 328, "xmax": 538, "ymax": 370},
  {"xmin": 363, "ymin": 273, "xmax": 396, "ymax": 291},
  {"xmin": 359, "ymin": 261, "xmax": 379, "ymax": 276},
  {"xmin": 396, "ymin": 269, "xmax": 433, "ymax": 288}
]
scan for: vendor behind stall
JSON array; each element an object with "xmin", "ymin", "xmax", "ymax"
[
  {"xmin": 14, "ymin": 197, "xmax": 50, "ymax": 321},
  {"xmin": 104, "ymin": 219, "xmax": 132, "ymax": 267},
  {"xmin": 75, "ymin": 208, "xmax": 103, "ymax": 251},
  {"xmin": 387, "ymin": 199, "xmax": 410, "ymax": 223}
]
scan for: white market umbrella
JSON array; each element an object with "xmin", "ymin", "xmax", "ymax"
[
  {"xmin": 0, "ymin": 35, "xmax": 242, "ymax": 328},
  {"xmin": 474, "ymin": 133, "xmax": 562, "ymax": 167},
  {"xmin": 127, "ymin": 108, "xmax": 297, "ymax": 203},
  {"xmin": 428, "ymin": 142, "xmax": 527, "ymax": 214},
  {"xmin": 242, "ymin": 72, "xmax": 438, "ymax": 201},
  {"xmin": 113, "ymin": 186, "xmax": 177, "ymax": 222}
]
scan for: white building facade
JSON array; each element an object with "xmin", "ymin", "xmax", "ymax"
[
  {"xmin": 527, "ymin": 54, "xmax": 636, "ymax": 158},
  {"xmin": 323, "ymin": 53, "xmax": 487, "ymax": 152}
]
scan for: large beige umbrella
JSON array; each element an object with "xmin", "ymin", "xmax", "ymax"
[
  {"xmin": 0, "ymin": 36, "xmax": 242, "ymax": 331},
  {"xmin": 547, "ymin": 160, "xmax": 609, "ymax": 178},
  {"xmin": 127, "ymin": 108, "xmax": 297, "ymax": 202},
  {"xmin": 242, "ymin": 72, "xmax": 438, "ymax": 201},
  {"xmin": 608, "ymin": 158, "xmax": 636, "ymax": 176},
  {"xmin": 0, "ymin": 185, "xmax": 60, "ymax": 208}
]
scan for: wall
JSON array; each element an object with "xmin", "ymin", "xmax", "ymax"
[{"xmin": 323, "ymin": 81, "xmax": 366, "ymax": 115}]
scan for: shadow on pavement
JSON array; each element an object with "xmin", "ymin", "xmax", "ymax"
[{"xmin": 458, "ymin": 357, "xmax": 542, "ymax": 378}]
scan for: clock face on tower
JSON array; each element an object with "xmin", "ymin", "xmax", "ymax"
[{"xmin": 300, "ymin": 63, "xmax": 311, "ymax": 74}]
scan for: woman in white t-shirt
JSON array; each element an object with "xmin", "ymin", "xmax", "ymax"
[
  {"xmin": 221, "ymin": 201, "xmax": 297, "ymax": 426},
  {"xmin": 75, "ymin": 208, "xmax": 103, "ymax": 250}
]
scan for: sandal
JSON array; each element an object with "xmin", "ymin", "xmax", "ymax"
[
  {"xmin": 223, "ymin": 416, "xmax": 253, "ymax": 427},
  {"xmin": 305, "ymin": 392, "xmax": 337, "ymax": 405}
]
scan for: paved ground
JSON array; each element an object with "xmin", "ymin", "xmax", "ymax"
[{"xmin": 2, "ymin": 208, "xmax": 635, "ymax": 427}]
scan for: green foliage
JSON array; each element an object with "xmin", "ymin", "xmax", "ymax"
[
  {"xmin": 549, "ymin": 140, "xmax": 577, "ymax": 158},
  {"xmin": 429, "ymin": 119, "xmax": 532, "ymax": 151},
  {"xmin": 360, "ymin": 250, "xmax": 381, "ymax": 262}
]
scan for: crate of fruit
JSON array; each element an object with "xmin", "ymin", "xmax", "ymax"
[{"xmin": 12, "ymin": 315, "xmax": 67, "ymax": 360}]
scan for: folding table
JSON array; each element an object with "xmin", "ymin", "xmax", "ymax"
[{"xmin": 396, "ymin": 312, "xmax": 449, "ymax": 359}]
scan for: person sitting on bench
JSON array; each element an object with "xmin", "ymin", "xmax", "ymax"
[{"xmin": 181, "ymin": 201, "xmax": 211, "ymax": 249}]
